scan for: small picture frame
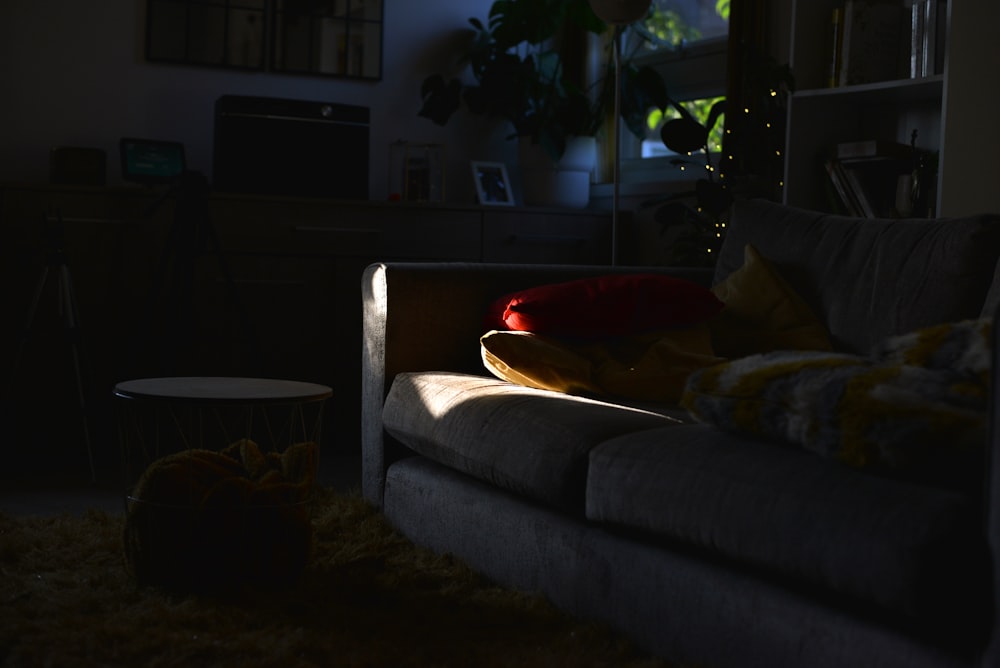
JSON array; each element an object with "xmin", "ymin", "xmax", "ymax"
[{"xmin": 471, "ymin": 161, "xmax": 514, "ymax": 206}]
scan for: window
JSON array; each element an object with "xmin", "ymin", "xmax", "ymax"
[{"xmin": 600, "ymin": 0, "xmax": 730, "ymax": 184}]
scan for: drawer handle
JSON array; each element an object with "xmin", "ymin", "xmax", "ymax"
[
  {"xmin": 54, "ymin": 217, "xmax": 138, "ymax": 225},
  {"xmin": 224, "ymin": 279, "xmax": 307, "ymax": 288},
  {"xmin": 508, "ymin": 234, "xmax": 586, "ymax": 246},
  {"xmin": 294, "ymin": 226, "xmax": 381, "ymax": 237}
]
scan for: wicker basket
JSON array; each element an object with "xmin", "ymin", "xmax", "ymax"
[
  {"xmin": 122, "ymin": 441, "xmax": 318, "ymax": 592},
  {"xmin": 123, "ymin": 494, "xmax": 312, "ymax": 591}
]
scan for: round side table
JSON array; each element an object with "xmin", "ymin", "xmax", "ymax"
[{"xmin": 114, "ymin": 376, "xmax": 332, "ymax": 491}]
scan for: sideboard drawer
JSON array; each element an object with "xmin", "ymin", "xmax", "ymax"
[
  {"xmin": 210, "ymin": 197, "xmax": 481, "ymax": 260},
  {"xmin": 289, "ymin": 214, "xmax": 481, "ymax": 261},
  {"xmin": 482, "ymin": 210, "xmax": 611, "ymax": 264}
]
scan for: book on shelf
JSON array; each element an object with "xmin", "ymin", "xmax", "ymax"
[
  {"xmin": 824, "ymin": 159, "xmax": 864, "ymax": 217},
  {"xmin": 828, "ymin": 7, "xmax": 844, "ymax": 88},
  {"xmin": 838, "ymin": 0, "xmax": 907, "ymax": 86},
  {"xmin": 909, "ymin": 0, "xmax": 947, "ymax": 78},
  {"xmin": 842, "ymin": 166, "xmax": 877, "ymax": 218},
  {"xmin": 835, "ymin": 139, "xmax": 914, "ymax": 161},
  {"xmin": 825, "ymin": 150, "xmax": 915, "ymax": 219}
]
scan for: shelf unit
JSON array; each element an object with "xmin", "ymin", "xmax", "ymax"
[{"xmin": 783, "ymin": 0, "xmax": 1000, "ymax": 217}]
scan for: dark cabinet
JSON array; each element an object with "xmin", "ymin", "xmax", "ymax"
[{"xmin": 1, "ymin": 184, "xmax": 611, "ymax": 473}]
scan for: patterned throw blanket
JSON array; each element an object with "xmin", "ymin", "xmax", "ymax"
[{"xmin": 682, "ymin": 319, "xmax": 991, "ymax": 477}]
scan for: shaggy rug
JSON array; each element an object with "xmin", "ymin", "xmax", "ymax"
[{"xmin": 0, "ymin": 487, "xmax": 675, "ymax": 667}]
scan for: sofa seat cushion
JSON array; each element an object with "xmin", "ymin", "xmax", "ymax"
[
  {"xmin": 586, "ymin": 425, "xmax": 988, "ymax": 630},
  {"xmin": 382, "ymin": 372, "xmax": 681, "ymax": 514}
]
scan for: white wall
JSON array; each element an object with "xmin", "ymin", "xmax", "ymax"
[{"xmin": 0, "ymin": 0, "xmax": 512, "ymax": 203}]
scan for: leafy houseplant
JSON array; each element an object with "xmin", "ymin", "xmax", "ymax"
[
  {"xmin": 418, "ymin": 0, "xmax": 676, "ymax": 162},
  {"xmin": 645, "ymin": 47, "xmax": 794, "ymax": 267}
]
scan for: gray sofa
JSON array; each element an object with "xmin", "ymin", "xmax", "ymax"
[{"xmin": 361, "ymin": 199, "xmax": 1000, "ymax": 668}]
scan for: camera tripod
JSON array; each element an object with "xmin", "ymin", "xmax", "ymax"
[{"xmin": 7, "ymin": 211, "xmax": 96, "ymax": 481}]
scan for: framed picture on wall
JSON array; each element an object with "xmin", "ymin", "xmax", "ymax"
[
  {"xmin": 471, "ymin": 161, "xmax": 514, "ymax": 206},
  {"xmin": 145, "ymin": 0, "xmax": 384, "ymax": 80}
]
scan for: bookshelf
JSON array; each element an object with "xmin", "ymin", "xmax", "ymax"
[{"xmin": 783, "ymin": 0, "xmax": 1000, "ymax": 218}]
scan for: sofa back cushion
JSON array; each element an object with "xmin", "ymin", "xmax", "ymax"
[{"xmin": 716, "ymin": 200, "xmax": 1000, "ymax": 353}]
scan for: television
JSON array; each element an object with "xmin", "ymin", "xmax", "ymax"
[{"xmin": 212, "ymin": 95, "xmax": 370, "ymax": 199}]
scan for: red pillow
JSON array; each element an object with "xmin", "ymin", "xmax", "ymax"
[{"xmin": 484, "ymin": 274, "xmax": 723, "ymax": 339}]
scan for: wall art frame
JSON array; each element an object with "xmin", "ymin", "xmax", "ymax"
[
  {"xmin": 144, "ymin": 0, "xmax": 383, "ymax": 81},
  {"xmin": 471, "ymin": 161, "xmax": 515, "ymax": 206}
]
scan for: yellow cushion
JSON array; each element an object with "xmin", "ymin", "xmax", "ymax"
[
  {"xmin": 584, "ymin": 327, "xmax": 722, "ymax": 403},
  {"xmin": 710, "ymin": 244, "xmax": 834, "ymax": 358},
  {"xmin": 481, "ymin": 326, "xmax": 723, "ymax": 403},
  {"xmin": 480, "ymin": 330, "xmax": 601, "ymax": 396}
]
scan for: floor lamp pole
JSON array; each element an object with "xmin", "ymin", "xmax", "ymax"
[{"xmin": 590, "ymin": 0, "xmax": 649, "ymax": 267}]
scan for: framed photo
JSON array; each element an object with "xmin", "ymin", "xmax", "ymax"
[{"xmin": 471, "ymin": 161, "xmax": 514, "ymax": 206}]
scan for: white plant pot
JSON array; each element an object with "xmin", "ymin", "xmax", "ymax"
[{"xmin": 519, "ymin": 136, "xmax": 597, "ymax": 209}]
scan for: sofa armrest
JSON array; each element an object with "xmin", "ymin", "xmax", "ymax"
[{"xmin": 360, "ymin": 261, "xmax": 713, "ymax": 507}]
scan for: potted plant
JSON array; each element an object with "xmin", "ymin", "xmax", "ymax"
[
  {"xmin": 418, "ymin": 0, "xmax": 675, "ymax": 206},
  {"xmin": 641, "ymin": 47, "xmax": 795, "ymax": 266}
]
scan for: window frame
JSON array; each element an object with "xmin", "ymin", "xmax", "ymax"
[{"xmin": 592, "ymin": 19, "xmax": 729, "ymax": 188}]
